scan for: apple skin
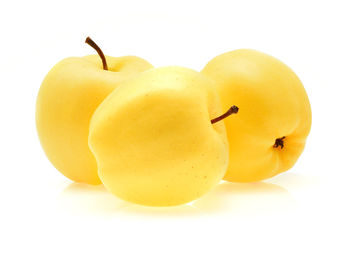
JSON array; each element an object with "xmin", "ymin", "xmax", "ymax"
[
  {"xmin": 36, "ymin": 55, "xmax": 153, "ymax": 185},
  {"xmin": 202, "ymin": 49, "xmax": 311, "ymax": 182},
  {"xmin": 88, "ymin": 66, "xmax": 230, "ymax": 206}
]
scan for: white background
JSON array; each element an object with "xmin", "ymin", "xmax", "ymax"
[{"xmin": 1, "ymin": 0, "xmax": 349, "ymax": 253}]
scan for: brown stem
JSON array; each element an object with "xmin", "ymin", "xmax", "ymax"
[
  {"xmin": 85, "ymin": 37, "xmax": 108, "ymax": 70},
  {"xmin": 211, "ymin": 105, "xmax": 239, "ymax": 124},
  {"xmin": 274, "ymin": 136, "xmax": 286, "ymax": 149}
]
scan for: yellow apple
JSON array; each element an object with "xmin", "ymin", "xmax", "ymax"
[
  {"xmin": 36, "ymin": 37, "xmax": 153, "ymax": 185},
  {"xmin": 88, "ymin": 66, "xmax": 238, "ymax": 206},
  {"xmin": 202, "ymin": 49, "xmax": 311, "ymax": 182}
]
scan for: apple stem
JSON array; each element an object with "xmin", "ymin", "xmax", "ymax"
[
  {"xmin": 274, "ymin": 136, "xmax": 286, "ymax": 149},
  {"xmin": 211, "ymin": 105, "xmax": 239, "ymax": 124},
  {"xmin": 85, "ymin": 37, "xmax": 108, "ymax": 70}
]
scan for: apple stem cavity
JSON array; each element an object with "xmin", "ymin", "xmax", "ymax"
[
  {"xmin": 274, "ymin": 136, "xmax": 286, "ymax": 149},
  {"xmin": 211, "ymin": 105, "xmax": 239, "ymax": 124},
  {"xmin": 85, "ymin": 37, "xmax": 108, "ymax": 71}
]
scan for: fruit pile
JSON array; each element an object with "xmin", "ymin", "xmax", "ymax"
[{"xmin": 36, "ymin": 37, "xmax": 311, "ymax": 207}]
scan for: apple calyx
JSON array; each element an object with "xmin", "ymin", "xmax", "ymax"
[
  {"xmin": 274, "ymin": 136, "xmax": 286, "ymax": 149},
  {"xmin": 85, "ymin": 37, "xmax": 108, "ymax": 70},
  {"xmin": 211, "ymin": 105, "xmax": 239, "ymax": 124}
]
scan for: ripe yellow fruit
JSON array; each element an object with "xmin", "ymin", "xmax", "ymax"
[
  {"xmin": 202, "ymin": 49, "xmax": 311, "ymax": 182},
  {"xmin": 88, "ymin": 66, "xmax": 232, "ymax": 206},
  {"xmin": 36, "ymin": 51, "xmax": 153, "ymax": 185}
]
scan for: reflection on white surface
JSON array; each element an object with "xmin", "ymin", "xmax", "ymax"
[
  {"xmin": 267, "ymin": 172, "xmax": 321, "ymax": 189},
  {"xmin": 60, "ymin": 183, "xmax": 201, "ymax": 217},
  {"xmin": 57, "ymin": 172, "xmax": 321, "ymax": 217},
  {"xmin": 193, "ymin": 181, "xmax": 294, "ymax": 215}
]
